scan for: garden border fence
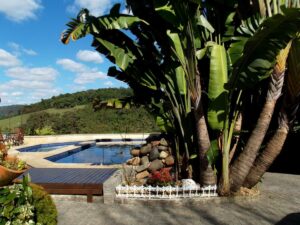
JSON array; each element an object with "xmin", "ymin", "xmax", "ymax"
[{"xmin": 115, "ymin": 184, "xmax": 218, "ymax": 199}]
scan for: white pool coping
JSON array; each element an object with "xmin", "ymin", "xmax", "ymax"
[{"xmin": 10, "ymin": 134, "xmax": 151, "ymax": 169}]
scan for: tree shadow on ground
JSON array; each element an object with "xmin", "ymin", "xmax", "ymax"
[{"xmin": 275, "ymin": 213, "xmax": 300, "ymax": 225}]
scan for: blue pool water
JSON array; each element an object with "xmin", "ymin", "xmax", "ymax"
[
  {"xmin": 48, "ymin": 145, "xmax": 133, "ymax": 165},
  {"xmin": 18, "ymin": 142, "xmax": 79, "ymax": 152}
]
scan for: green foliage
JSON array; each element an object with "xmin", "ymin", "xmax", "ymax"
[
  {"xmin": 23, "ymin": 105, "xmax": 158, "ymax": 135},
  {"xmin": 21, "ymin": 88, "xmax": 132, "ymax": 114},
  {"xmin": 0, "ymin": 176, "xmax": 39, "ymax": 225},
  {"xmin": 30, "ymin": 184, "xmax": 57, "ymax": 225},
  {"xmin": 0, "ymin": 105, "xmax": 24, "ymax": 119},
  {"xmin": 0, "ymin": 105, "xmax": 86, "ymax": 131},
  {"xmin": 0, "ymin": 177, "xmax": 57, "ymax": 225},
  {"xmin": 35, "ymin": 126, "xmax": 56, "ymax": 135},
  {"xmin": 230, "ymin": 8, "xmax": 300, "ymax": 89},
  {"xmin": 61, "ymin": 1, "xmax": 300, "ymax": 191},
  {"xmin": 207, "ymin": 43, "xmax": 229, "ymax": 131},
  {"xmin": 0, "ymin": 157, "xmax": 26, "ymax": 171}
]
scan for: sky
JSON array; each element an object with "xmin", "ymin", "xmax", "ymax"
[{"xmin": 0, "ymin": 0, "xmax": 129, "ymax": 106}]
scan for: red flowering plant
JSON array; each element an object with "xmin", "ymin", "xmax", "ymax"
[{"xmin": 147, "ymin": 168, "xmax": 174, "ymax": 186}]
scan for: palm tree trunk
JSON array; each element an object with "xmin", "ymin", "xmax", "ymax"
[
  {"xmin": 229, "ymin": 99, "xmax": 276, "ymax": 191},
  {"xmin": 243, "ymin": 110, "xmax": 289, "ymax": 188},
  {"xmin": 194, "ymin": 103, "xmax": 217, "ymax": 186},
  {"xmin": 229, "ymin": 43, "xmax": 291, "ymax": 192}
]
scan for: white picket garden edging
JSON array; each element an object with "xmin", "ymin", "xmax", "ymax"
[{"xmin": 115, "ymin": 184, "xmax": 218, "ymax": 199}]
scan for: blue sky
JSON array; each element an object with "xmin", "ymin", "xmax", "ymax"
[{"xmin": 0, "ymin": 0, "xmax": 129, "ymax": 106}]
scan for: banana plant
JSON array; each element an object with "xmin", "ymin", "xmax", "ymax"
[{"xmin": 61, "ymin": 0, "xmax": 300, "ymax": 195}]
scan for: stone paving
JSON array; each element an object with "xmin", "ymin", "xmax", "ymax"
[{"xmin": 53, "ymin": 172, "xmax": 300, "ymax": 225}]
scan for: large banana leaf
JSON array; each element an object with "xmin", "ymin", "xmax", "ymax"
[
  {"xmin": 166, "ymin": 31, "xmax": 187, "ymax": 95},
  {"xmin": 61, "ymin": 6, "xmax": 147, "ymax": 44},
  {"xmin": 94, "ymin": 38, "xmax": 136, "ymax": 71},
  {"xmin": 207, "ymin": 43, "xmax": 229, "ymax": 131},
  {"xmin": 154, "ymin": 0, "xmax": 182, "ymax": 29},
  {"xmin": 230, "ymin": 8, "xmax": 300, "ymax": 89}
]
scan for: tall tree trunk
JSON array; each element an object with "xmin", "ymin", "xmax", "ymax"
[
  {"xmin": 244, "ymin": 80, "xmax": 300, "ymax": 188},
  {"xmin": 194, "ymin": 103, "xmax": 216, "ymax": 186},
  {"xmin": 229, "ymin": 99, "xmax": 276, "ymax": 191},
  {"xmin": 243, "ymin": 110, "xmax": 289, "ymax": 188},
  {"xmin": 229, "ymin": 43, "xmax": 291, "ymax": 192}
]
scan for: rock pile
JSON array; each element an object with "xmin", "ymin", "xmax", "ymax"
[{"xmin": 126, "ymin": 138, "xmax": 175, "ymax": 183}]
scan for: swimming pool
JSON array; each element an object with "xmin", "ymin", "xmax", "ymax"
[
  {"xmin": 18, "ymin": 142, "xmax": 80, "ymax": 152},
  {"xmin": 47, "ymin": 145, "xmax": 133, "ymax": 165}
]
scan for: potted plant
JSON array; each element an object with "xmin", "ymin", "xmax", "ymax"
[{"xmin": 0, "ymin": 142, "xmax": 27, "ymax": 187}]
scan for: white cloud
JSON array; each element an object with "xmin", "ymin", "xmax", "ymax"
[
  {"xmin": 23, "ymin": 49, "xmax": 37, "ymax": 56},
  {"xmin": 76, "ymin": 50, "xmax": 103, "ymax": 64},
  {"xmin": 74, "ymin": 71, "xmax": 106, "ymax": 84},
  {"xmin": 11, "ymin": 92, "xmax": 23, "ymax": 97},
  {"xmin": 0, "ymin": 0, "xmax": 42, "ymax": 22},
  {"xmin": 6, "ymin": 67, "xmax": 58, "ymax": 81},
  {"xmin": 8, "ymin": 42, "xmax": 19, "ymax": 50},
  {"xmin": 104, "ymin": 81, "xmax": 114, "ymax": 87},
  {"xmin": 56, "ymin": 58, "xmax": 86, "ymax": 72},
  {"xmin": 68, "ymin": 0, "xmax": 118, "ymax": 16},
  {"xmin": 57, "ymin": 58, "xmax": 106, "ymax": 84},
  {"xmin": 8, "ymin": 42, "xmax": 38, "ymax": 56},
  {"xmin": 0, "ymin": 64, "xmax": 59, "ymax": 105},
  {"xmin": 0, "ymin": 79, "xmax": 61, "ymax": 105},
  {"xmin": 0, "ymin": 49, "xmax": 21, "ymax": 67},
  {"xmin": 7, "ymin": 80, "xmax": 53, "ymax": 90}
]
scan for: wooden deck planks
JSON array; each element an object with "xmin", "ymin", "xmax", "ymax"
[{"xmin": 19, "ymin": 168, "xmax": 116, "ymax": 202}]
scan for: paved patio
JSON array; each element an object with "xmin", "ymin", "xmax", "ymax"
[{"xmin": 53, "ymin": 172, "xmax": 300, "ymax": 225}]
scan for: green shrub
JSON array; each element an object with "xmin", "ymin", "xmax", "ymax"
[
  {"xmin": 35, "ymin": 126, "xmax": 56, "ymax": 135},
  {"xmin": 30, "ymin": 184, "xmax": 57, "ymax": 225},
  {"xmin": 0, "ymin": 177, "xmax": 37, "ymax": 225},
  {"xmin": 0, "ymin": 177, "xmax": 58, "ymax": 225}
]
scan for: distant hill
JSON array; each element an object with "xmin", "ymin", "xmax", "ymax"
[
  {"xmin": 0, "ymin": 88, "xmax": 132, "ymax": 118},
  {"xmin": 21, "ymin": 88, "xmax": 133, "ymax": 114},
  {"xmin": 0, "ymin": 105, "xmax": 25, "ymax": 119},
  {"xmin": 0, "ymin": 88, "xmax": 158, "ymax": 134}
]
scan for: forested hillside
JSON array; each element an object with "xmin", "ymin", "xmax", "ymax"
[
  {"xmin": 21, "ymin": 88, "xmax": 133, "ymax": 114},
  {"xmin": 0, "ymin": 88, "xmax": 158, "ymax": 135},
  {"xmin": 0, "ymin": 105, "xmax": 25, "ymax": 119}
]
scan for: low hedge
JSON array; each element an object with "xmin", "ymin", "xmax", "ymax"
[
  {"xmin": 0, "ymin": 176, "xmax": 57, "ymax": 225},
  {"xmin": 30, "ymin": 183, "xmax": 57, "ymax": 225}
]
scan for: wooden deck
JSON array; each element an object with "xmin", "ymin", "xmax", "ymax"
[{"xmin": 20, "ymin": 168, "xmax": 117, "ymax": 202}]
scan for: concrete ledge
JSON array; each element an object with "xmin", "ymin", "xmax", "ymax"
[
  {"xmin": 23, "ymin": 133, "xmax": 152, "ymax": 145},
  {"xmin": 103, "ymin": 169, "xmax": 123, "ymax": 204}
]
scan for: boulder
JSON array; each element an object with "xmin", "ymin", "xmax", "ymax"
[
  {"xmin": 126, "ymin": 158, "xmax": 133, "ymax": 165},
  {"xmin": 135, "ymin": 164, "xmax": 149, "ymax": 173},
  {"xmin": 149, "ymin": 147, "xmax": 159, "ymax": 161},
  {"xmin": 148, "ymin": 159, "xmax": 164, "ymax": 173},
  {"xmin": 151, "ymin": 140, "xmax": 161, "ymax": 147},
  {"xmin": 165, "ymin": 155, "xmax": 175, "ymax": 166},
  {"xmin": 140, "ymin": 144, "xmax": 152, "ymax": 155},
  {"xmin": 131, "ymin": 157, "xmax": 141, "ymax": 166},
  {"xmin": 136, "ymin": 170, "xmax": 150, "ymax": 180},
  {"xmin": 157, "ymin": 145, "xmax": 168, "ymax": 151},
  {"xmin": 141, "ymin": 156, "xmax": 150, "ymax": 166},
  {"xmin": 160, "ymin": 138, "xmax": 168, "ymax": 146},
  {"xmin": 159, "ymin": 151, "xmax": 169, "ymax": 159},
  {"xmin": 182, "ymin": 179, "xmax": 198, "ymax": 188},
  {"xmin": 130, "ymin": 148, "xmax": 140, "ymax": 157}
]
